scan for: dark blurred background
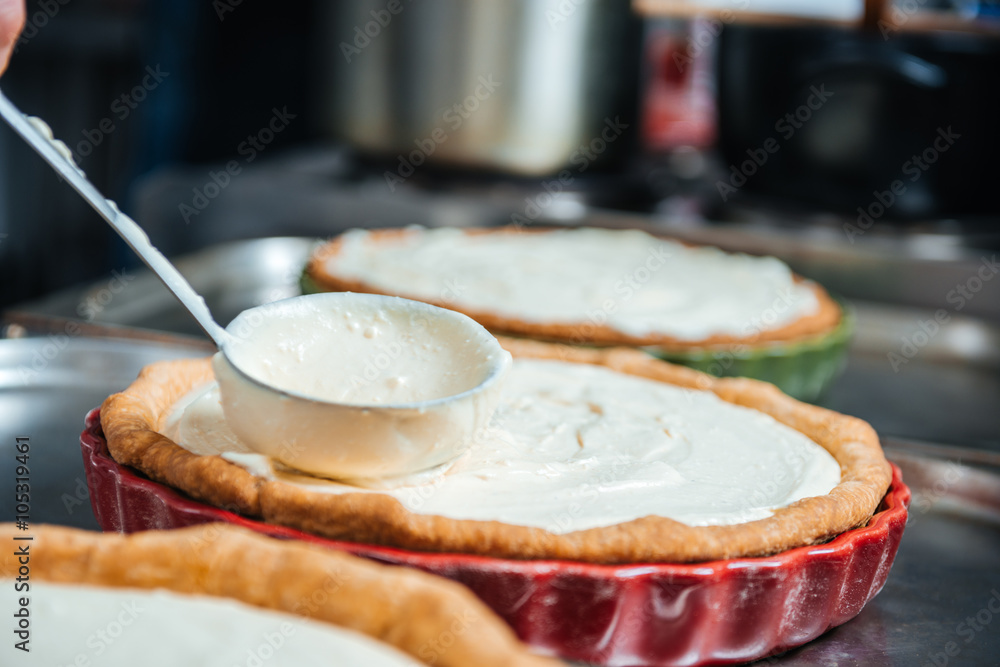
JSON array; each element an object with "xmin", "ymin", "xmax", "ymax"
[{"xmin": 0, "ymin": 0, "xmax": 321, "ymax": 303}]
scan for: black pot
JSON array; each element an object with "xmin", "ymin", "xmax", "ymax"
[{"xmin": 716, "ymin": 25, "xmax": 1000, "ymax": 220}]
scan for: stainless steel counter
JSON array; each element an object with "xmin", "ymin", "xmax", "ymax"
[{"xmin": 0, "ymin": 336, "xmax": 212, "ymax": 530}]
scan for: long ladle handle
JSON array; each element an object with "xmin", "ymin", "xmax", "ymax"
[{"xmin": 0, "ymin": 89, "xmax": 228, "ymax": 346}]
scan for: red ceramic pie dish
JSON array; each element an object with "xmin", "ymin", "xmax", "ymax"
[{"xmin": 80, "ymin": 408, "xmax": 910, "ymax": 667}]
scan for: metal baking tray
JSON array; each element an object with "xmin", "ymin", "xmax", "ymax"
[
  {"xmin": 0, "ymin": 326, "xmax": 212, "ymax": 530},
  {"xmin": 4, "ymin": 236, "xmax": 1000, "ymax": 664}
]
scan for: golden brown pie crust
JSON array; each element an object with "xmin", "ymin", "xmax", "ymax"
[
  {"xmin": 100, "ymin": 338, "xmax": 891, "ymax": 564},
  {"xmin": 0, "ymin": 523, "xmax": 557, "ymax": 667},
  {"xmin": 305, "ymin": 227, "xmax": 843, "ymax": 351}
]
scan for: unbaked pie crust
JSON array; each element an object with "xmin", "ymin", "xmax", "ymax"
[
  {"xmin": 0, "ymin": 523, "xmax": 556, "ymax": 667},
  {"xmin": 304, "ymin": 227, "xmax": 844, "ymax": 351},
  {"xmin": 100, "ymin": 338, "xmax": 891, "ymax": 564}
]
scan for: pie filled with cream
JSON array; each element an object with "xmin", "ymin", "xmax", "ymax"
[
  {"xmin": 0, "ymin": 524, "xmax": 556, "ymax": 667},
  {"xmin": 167, "ymin": 359, "xmax": 840, "ymax": 531},
  {"xmin": 100, "ymin": 338, "xmax": 891, "ymax": 564},
  {"xmin": 304, "ymin": 227, "xmax": 843, "ymax": 351}
]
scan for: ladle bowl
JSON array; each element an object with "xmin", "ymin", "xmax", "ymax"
[{"xmin": 213, "ymin": 292, "xmax": 512, "ymax": 479}]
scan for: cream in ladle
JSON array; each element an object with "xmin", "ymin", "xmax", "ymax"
[
  {"xmin": 0, "ymin": 92, "xmax": 511, "ymax": 479},
  {"xmin": 215, "ymin": 293, "xmax": 511, "ymax": 478}
]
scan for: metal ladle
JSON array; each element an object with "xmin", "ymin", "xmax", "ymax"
[{"xmin": 0, "ymin": 89, "xmax": 511, "ymax": 479}]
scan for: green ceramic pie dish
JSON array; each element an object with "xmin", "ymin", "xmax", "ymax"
[
  {"xmin": 648, "ymin": 305, "xmax": 854, "ymax": 403},
  {"xmin": 300, "ymin": 270, "xmax": 324, "ymax": 297}
]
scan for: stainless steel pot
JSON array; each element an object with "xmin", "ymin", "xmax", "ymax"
[{"xmin": 323, "ymin": 0, "xmax": 639, "ymax": 176}]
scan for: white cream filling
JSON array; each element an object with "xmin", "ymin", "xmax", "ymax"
[
  {"xmin": 324, "ymin": 227, "xmax": 821, "ymax": 341},
  {"xmin": 223, "ymin": 294, "xmax": 506, "ymax": 406},
  {"xmin": 164, "ymin": 359, "xmax": 840, "ymax": 533},
  {"xmin": 3, "ymin": 581, "xmax": 421, "ymax": 667}
]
